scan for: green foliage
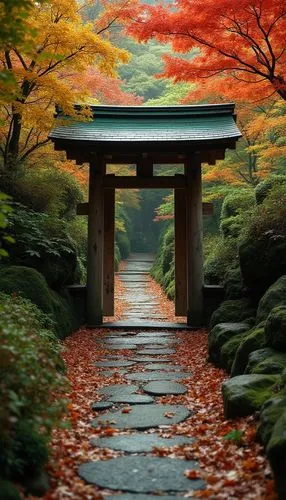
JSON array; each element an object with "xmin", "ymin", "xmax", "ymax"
[
  {"xmin": 0, "ymin": 479, "xmax": 20, "ymax": 500},
  {"xmin": 223, "ymin": 429, "xmax": 244, "ymax": 445},
  {"xmin": 8, "ymin": 167, "xmax": 84, "ymax": 219},
  {"xmin": 204, "ymin": 235, "xmax": 238, "ymax": 285},
  {"xmin": 255, "ymin": 175, "xmax": 286, "ymax": 205},
  {"xmin": 151, "ymin": 224, "xmax": 174, "ymax": 296},
  {"xmin": 0, "ymin": 266, "xmax": 78, "ymax": 338},
  {"xmin": 0, "ymin": 192, "xmax": 14, "ymax": 258},
  {"xmin": 6, "ymin": 204, "xmax": 78, "ymax": 288},
  {"xmin": 220, "ymin": 191, "xmax": 255, "ymax": 220},
  {"xmin": 116, "ymin": 232, "xmax": 131, "ymax": 259},
  {"xmin": 0, "ymin": 292, "xmax": 67, "ymax": 479}
]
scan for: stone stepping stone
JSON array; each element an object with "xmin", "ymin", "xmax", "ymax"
[
  {"xmin": 129, "ymin": 357, "xmax": 171, "ymax": 363},
  {"xmin": 136, "ymin": 332, "xmax": 175, "ymax": 337},
  {"xmin": 105, "ymin": 345, "xmax": 137, "ymax": 350},
  {"xmin": 143, "ymin": 381, "xmax": 187, "ymax": 395},
  {"xmin": 144, "ymin": 363, "xmax": 181, "ymax": 371},
  {"xmin": 125, "ymin": 372, "xmax": 188, "ymax": 382},
  {"xmin": 108, "ymin": 394, "xmax": 154, "ymax": 404},
  {"xmin": 101, "ymin": 370, "xmax": 127, "ymax": 377},
  {"xmin": 95, "ymin": 360, "xmax": 136, "ymax": 368},
  {"xmin": 92, "ymin": 404, "xmax": 189, "ymax": 430},
  {"xmin": 99, "ymin": 384, "xmax": 139, "ymax": 397},
  {"xmin": 108, "ymin": 495, "xmax": 179, "ymax": 500},
  {"xmin": 105, "ymin": 338, "xmax": 177, "ymax": 346},
  {"xmin": 78, "ymin": 456, "xmax": 204, "ymax": 493},
  {"xmin": 91, "ymin": 401, "xmax": 113, "ymax": 411},
  {"xmin": 137, "ymin": 349, "xmax": 175, "ymax": 355},
  {"xmin": 91, "ymin": 433, "xmax": 194, "ymax": 453}
]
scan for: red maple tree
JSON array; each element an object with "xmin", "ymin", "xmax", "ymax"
[{"xmin": 128, "ymin": 0, "xmax": 286, "ymax": 102}]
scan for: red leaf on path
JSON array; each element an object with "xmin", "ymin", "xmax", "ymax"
[
  {"xmin": 121, "ymin": 407, "xmax": 132, "ymax": 414},
  {"xmin": 164, "ymin": 412, "xmax": 175, "ymax": 418},
  {"xmin": 185, "ymin": 469, "xmax": 201, "ymax": 479}
]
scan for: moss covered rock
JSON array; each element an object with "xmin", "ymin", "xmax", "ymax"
[
  {"xmin": 209, "ymin": 299, "xmax": 256, "ymax": 329},
  {"xmin": 246, "ymin": 348, "xmax": 286, "ymax": 375},
  {"xmin": 239, "ymin": 237, "xmax": 286, "ymax": 296},
  {"xmin": 222, "ymin": 374, "xmax": 279, "ymax": 418},
  {"xmin": 255, "ymin": 175, "xmax": 286, "ymax": 205},
  {"xmin": 231, "ymin": 325, "xmax": 267, "ymax": 377},
  {"xmin": 257, "ymin": 393, "xmax": 286, "ymax": 446},
  {"xmin": 208, "ymin": 322, "xmax": 250, "ymax": 365},
  {"xmin": 256, "ymin": 276, "xmax": 286, "ymax": 323},
  {"xmin": 0, "ymin": 266, "xmax": 79, "ymax": 337},
  {"xmin": 220, "ymin": 330, "xmax": 250, "ymax": 372},
  {"xmin": 223, "ymin": 267, "xmax": 245, "ymax": 300},
  {"xmin": 265, "ymin": 305, "xmax": 286, "ymax": 351},
  {"xmin": 0, "ymin": 480, "xmax": 21, "ymax": 500},
  {"xmin": 266, "ymin": 410, "xmax": 286, "ymax": 499}
]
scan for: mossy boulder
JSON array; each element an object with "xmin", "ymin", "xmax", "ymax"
[
  {"xmin": 0, "ymin": 480, "xmax": 21, "ymax": 500},
  {"xmin": 231, "ymin": 325, "xmax": 267, "ymax": 377},
  {"xmin": 220, "ymin": 330, "xmax": 250, "ymax": 372},
  {"xmin": 239, "ymin": 237, "xmax": 286, "ymax": 296},
  {"xmin": 0, "ymin": 266, "xmax": 79, "ymax": 337},
  {"xmin": 266, "ymin": 410, "xmax": 286, "ymax": 499},
  {"xmin": 208, "ymin": 322, "xmax": 250, "ymax": 365},
  {"xmin": 209, "ymin": 298, "xmax": 256, "ymax": 329},
  {"xmin": 223, "ymin": 267, "xmax": 245, "ymax": 300},
  {"xmin": 222, "ymin": 374, "xmax": 279, "ymax": 418},
  {"xmin": 265, "ymin": 305, "xmax": 286, "ymax": 351},
  {"xmin": 246, "ymin": 348, "xmax": 286, "ymax": 375},
  {"xmin": 257, "ymin": 393, "xmax": 286, "ymax": 446},
  {"xmin": 256, "ymin": 276, "xmax": 286, "ymax": 323}
]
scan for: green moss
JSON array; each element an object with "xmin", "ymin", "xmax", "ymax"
[
  {"xmin": 220, "ymin": 330, "xmax": 250, "ymax": 372},
  {"xmin": 223, "ymin": 267, "xmax": 245, "ymax": 300},
  {"xmin": 222, "ymin": 374, "xmax": 279, "ymax": 418},
  {"xmin": 208, "ymin": 322, "xmax": 250, "ymax": 365},
  {"xmin": 257, "ymin": 276, "xmax": 286, "ymax": 323},
  {"xmin": 9, "ymin": 422, "xmax": 48, "ymax": 480},
  {"xmin": 0, "ymin": 480, "xmax": 21, "ymax": 500},
  {"xmin": 231, "ymin": 325, "xmax": 267, "ymax": 377},
  {"xmin": 265, "ymin": 305, "xmax": 286, "ymax": 351},
  {"xmin": 266, "ymin": 410, "xmax": 286, "ymax": 499},
  {"xmin": 220, "ymin": 191, "xmax": 255, "ymax": 220},
  {"xmin": 209, "ymin": 299, "xmax": 256, "ymax": 329},
  {"xmin": 257, "ymin": 394, "xmax": 286, "ymax": 446},
  {"xmin": 246, "ymin": 348, "xmax": 286, "ymax": 375},
  {"xmin": 0, "ymin": 266, "xmax": 78, "ymax": 337},
  {"xmin": 116, "ymin": 233, "xmax": 130, "ymax": 259}
]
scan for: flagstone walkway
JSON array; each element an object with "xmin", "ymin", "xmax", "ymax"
[{"xmin": 79, "ymin": 329, "xmax": 205, "ymax": 497}]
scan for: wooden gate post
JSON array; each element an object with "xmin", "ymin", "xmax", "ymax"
[
  {"xmin": 87, "ymin": 157, "xmax": 104, "ymax": 326},
  {"xmin": 103, "ymin": 188, "xmax": 115, "ymax": 315},
  {"xmin": 185, "ymin": 153, "xmax": 204, "ymax": 326},
  {"xmin": 175, "ymin": 189, "xmax": 187, "ymax": 316}
]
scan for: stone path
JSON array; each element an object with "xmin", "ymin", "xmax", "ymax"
[
  {"xmin": 79, "ymin": 329, "xmax": 206, "ymax": 497},
  {"xmin": 117, "ymin": 253, "xmax": 169, "ymax": 321}
]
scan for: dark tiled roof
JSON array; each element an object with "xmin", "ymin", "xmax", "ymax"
[{"xmin": 49, "ymin": 104, "xmax": 242, "ymax": 144}]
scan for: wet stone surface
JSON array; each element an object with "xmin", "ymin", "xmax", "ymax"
[
  {"xmin": 143, "ymin": 363, "xmax": 181, "ymax": 371},
  {"xmin": 107, "ymin": 394, "xmax": 154, "ymax": 404},
  {"xmin": 125, "ymin": 372, "xmax": 188, "ymax": 382},
  {"xmin": 105, "ymin": 345, "xmax": 138, "ymax": 350},
  {"xmin": 95, "ymin": 360, "xmax": 136, "ymax": 368},
  {"xmin": 129, "ymin": 357, "xmax": 171, "ymax": 363},
  {"xmin": 91, "ymin": 404, "xmax": 190, "ymax": 430},
  {"xmin": 136, "ymin": 349, "xmax": 176, "ymax": 355},
  {"xmin": 105, "ymin": 337, "xmax": 178, "ymax": 346},
  {"xmin": 91, "ymin": 401, "xmax": 113, "ymax": 411},
  {"xmin": 108, "ymin": 495, "xmax": 181, "ymax": 500},
  {"xmin": 78, "ymin": 456, "xmax": 205, "ymax": 493},
  {"xmin": 90, "ymin": 433, "xmax": 194, "ymax": 453},
  {"xmin": 99, "ymin": 384, "xmax": 139, "ymax": 397},
  {"xmin": 143, "ymin": 381, "xmax": 188, "ymax": 395}
]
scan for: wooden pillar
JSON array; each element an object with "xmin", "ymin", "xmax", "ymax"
[
  {"xmin": 175, "ymin": 189, "xmax": 187, "ymax": 315},
  {"xmin": 87, "ymin": 157, "xmax": 105, "ymax": 326},
  {"xmin": 185, "ymin": 153, "xmax": 204, "ymax": 326},
  {"xmin": 103, "ymin": 188, "xmax": 115, "ymax": 315}
]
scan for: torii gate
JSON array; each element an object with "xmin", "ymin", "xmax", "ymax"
[{"xmin": 49, "ymin": 104, "xmax": 241, "ymax": 327}]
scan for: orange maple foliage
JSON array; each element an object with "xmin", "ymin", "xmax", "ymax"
[{"xmin": 128, "ymin": 0, "xmax": 286, "ymax": 102}]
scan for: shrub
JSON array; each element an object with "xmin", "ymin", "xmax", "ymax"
[
  {"xmin": 0, "ymin": 293, "xmax": 67, "ymax": 480},
  {"xmin": 0, "ymin": 266, "xmax": 79, "ymax": 338},
  {"xmin": 116, "ymin": 232, "xmax": 131, "ymax": 259},
  {"xmin": 204, "ymin": 236, "xmax": 238, "ymax": 285},
  {"xmin": 220, "ymin": 191, "xmax": 255, "ymax": 220},
  {"xmin": 5, "ymin": 204, "xmax": 78, "ymax": 289},
  {"xmin": 255, "ymin": 175, "xmax": 286, "ymax": 205}
]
